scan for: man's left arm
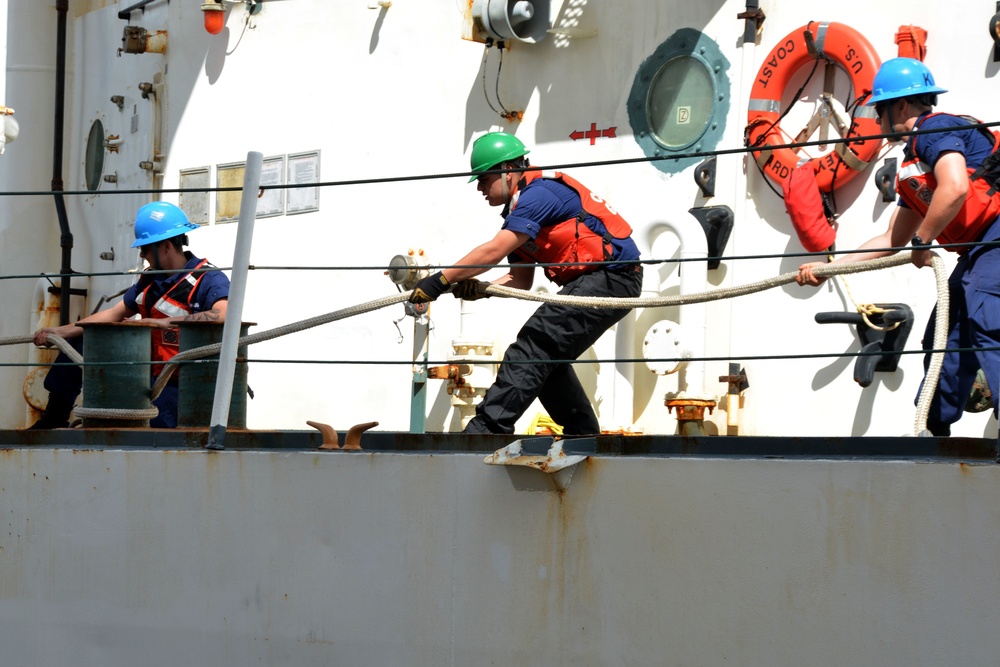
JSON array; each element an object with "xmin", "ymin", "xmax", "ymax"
[
  {"xmin": 910, "ymin": 151, "xmax": 969, "ymax": 267},
  {"xmin": 183, "ymin": 298, "xmax": 227, "ymax": 324}
]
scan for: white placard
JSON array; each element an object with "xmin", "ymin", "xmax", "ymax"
[
  {"xmin": 287, "ymin": 151, "xmax": 320, "ymax": 215},
  {"xmin": 257, "ymin": 156, "xmax": 285, "ymax": 218}
]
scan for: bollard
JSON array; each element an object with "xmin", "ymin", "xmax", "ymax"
[
  {"xmin": 80, "ymin": 321, "xmax": 156, "ymax": 428},
  {"xmin": 177, "ymin": 321, "xmax": 252, "ymax": 428}
]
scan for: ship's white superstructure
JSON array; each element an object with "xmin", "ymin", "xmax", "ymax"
[{"xmin": 1, "ymin": 2, "xmax": 999, "ymax": 664}]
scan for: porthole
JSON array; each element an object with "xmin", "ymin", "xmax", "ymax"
[
  {"xmin": 647, "ymin": 56, "xmax": 714, "ymax": 149},
  {"xmin": 628, "ymin": 29, "xmax": 730, "ymax": 175},
  {"xmin": 84, "ymin": 119, "xmax": 105, "ymax": 192}
]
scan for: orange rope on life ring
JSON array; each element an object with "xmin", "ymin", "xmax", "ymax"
[{"xmin": 746, "ymin": 21, "xmax": 882, "ymax": 193}]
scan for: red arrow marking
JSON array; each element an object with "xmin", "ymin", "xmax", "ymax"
[{"xmin": 570, "ymin": 124, "xmax": 617, "ymax": 144}]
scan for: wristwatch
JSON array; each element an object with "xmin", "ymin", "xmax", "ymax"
[{"xmin": 911, "ymin": 234, "xmax": 930, "ymax": 249}]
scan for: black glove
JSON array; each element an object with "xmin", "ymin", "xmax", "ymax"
[
  {"xmin": 452, "ymin": 279, "xmax": 491, "ymax": 301},
  {"xmin": 409, "ymin": 271, "xmax": 450, "ymax": 304}
]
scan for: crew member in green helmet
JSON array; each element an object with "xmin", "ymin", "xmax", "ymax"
[{"xmin": 409, "ymin": 131, "xmax": 643, "ymax": 435}]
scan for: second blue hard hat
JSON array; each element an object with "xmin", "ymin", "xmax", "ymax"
[{"xmin": 867, "ymin": 57, "xmax": 947, "ymax": 105}]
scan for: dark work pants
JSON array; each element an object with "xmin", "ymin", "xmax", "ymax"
[
  {"xmin": 921, "ymin": 214, "xmax": 1000, "ymax": 436},
  {"xmin": 43, "ymin": 337, "xmax": 179, "ymax": 428},
  {"xmin": 464, "ymin": 267, "xmax": 643, "ymax": 436}
]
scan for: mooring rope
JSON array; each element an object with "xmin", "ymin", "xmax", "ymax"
[
  {"xmin": 482, "ymin": 254, "xmax": 913, "ymax": 308},
  {"xmin": 0, "ymin": 333, "xmax": 82, "ymax": 363},
  {"xmin": 0, "ymin": 253, "xmax": 949, "ymax": 434},
  {"xmin": 914, "ymin": 255, "xmax": 949, "ymax": 437}
]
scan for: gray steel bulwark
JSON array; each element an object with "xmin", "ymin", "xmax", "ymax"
[{"xmin": 1, "ymin": 445, "xmax": 999, "ymax": 666}]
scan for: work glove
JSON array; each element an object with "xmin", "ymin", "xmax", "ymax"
[
  {"xmin": 452, "ymin": 279, "xmax": 491, "ymax": 301},
  {"xmin": 409, "ymin": 271, "xmax": 450, "ymax": 304}
]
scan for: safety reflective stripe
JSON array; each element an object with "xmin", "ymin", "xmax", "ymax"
[
  {"xmin": 135, "ymin": 259, "xmax": 210, "ymax": 319},
  {"xmin": 899, "ymin": 160, "xmax": 932, "ymax": 181},
  {"xmin": 814, "ymin": 22, "xmax": 830, "ymax": 55},
  {"xmin": 855, "ymin": 106, "xmax": 878, "ymax": 120},
  {"xmin": 748, "ymin": 99, "xmax": 781, "ymax": 114},
  {"xmin": 151, "ymin": 298, "xmax": 189, "ymax": 319}
]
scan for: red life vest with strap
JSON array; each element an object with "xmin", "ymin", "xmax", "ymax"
[
  {"xmin": 896, "ymin": 113, "xmax": 1000, "ymax": 250},
  {"xmin": 509, "ymin": 170, "xmax": 633, "ymax": 285},
  {"xmin": 134, "ymin": 258, "xmax": 211, "ymax": 375}
]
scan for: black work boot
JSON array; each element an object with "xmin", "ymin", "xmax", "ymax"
[{"xmin": 27, "ymin": 393, "xmax": 75, "ymax": 430}]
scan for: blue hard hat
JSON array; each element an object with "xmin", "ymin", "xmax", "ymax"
[
  {"xmin": 131, "ymin": 201, "xmax": 199, "ymax": 248},
  {"xmin": 867, "ymin": 57, "xmax": 947, "ymax": 105}
]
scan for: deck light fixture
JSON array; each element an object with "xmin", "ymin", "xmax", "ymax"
[{"xmin": 202, "ymin": 1, "xmax": 225, "ymax": 35}]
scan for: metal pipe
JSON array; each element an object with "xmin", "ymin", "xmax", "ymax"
[
  {"xmin": 118, "ymin": 0, "xmax": 164, "ymax": 21},
  {"xmin": 53, "ymin": 0, "xmax": 72, "ymax": 326},
  {"xmin": 207, "ymin": 151, "xmax": 262, "ymax": 450},
  {"xmin": 410, "ymin": 316, "xmax": 428, "ymax": 433}
]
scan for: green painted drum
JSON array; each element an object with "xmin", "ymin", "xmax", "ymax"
[
  {"xmin": 177, "ymin": 322, "xmax": 252, "ymax": 428},
  {"xmin": 80, "ymin": 322, "xmax": 155, "ymax": 428}
]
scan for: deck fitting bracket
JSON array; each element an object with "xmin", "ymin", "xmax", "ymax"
[
  {"xmin": 815, "ymin": 303, "xmax": 914, "ymax": 387},
  {"xmin": 484, "ymin": 436, "xmax": 594, "ymax": 492}
]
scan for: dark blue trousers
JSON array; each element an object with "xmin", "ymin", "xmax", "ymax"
[{"xmin": 921, "ymin": 215, "xmax": 1000, "ymax": 435}]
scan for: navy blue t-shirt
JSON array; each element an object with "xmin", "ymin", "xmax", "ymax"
[
  {"xmin": 899, "ymin": 112, "xmax": 995, "ymax": 208},
  {"xmin": 124, "ymin": 254, "xmax": 230, "ymax": 314},
  {"xmin": 501, "ymin": 177, "xmax": 640, "ymax": 269}
]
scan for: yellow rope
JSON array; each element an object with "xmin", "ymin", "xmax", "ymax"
[{"xmin": 833, "ymin": 258, "xmax": 902, "ymax": 332}]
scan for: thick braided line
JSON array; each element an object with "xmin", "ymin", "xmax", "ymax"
[
  {"xmin": 0, "ymin": 335, "xmax": 32, "ymax": 347},
  {"xmin": 913, "ymin": 255, "xmax": 949, "ymax": 437},
  {"xmin": 150, "ymin": 292, "xmax": 411, "ymax": 399},
  {"xmin": 74, "ymin": 405, "xmax": 159, "ymax": 420},
  {"xmin": 483, "ymin": 254, "xmax": 911, "ymax": 308},
  {"xmin": 0, "ymin": 334, "xmax": 83, "ymax": 363}
]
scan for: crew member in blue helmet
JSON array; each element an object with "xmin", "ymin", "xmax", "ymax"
[
  {"xmin": 409, "ymin": 132, "xmax": 643, "ymax": 435},
  {"xmin": 797, "ymin": 58, "xmax": 1000, "ymax": 435},
  {"xmin": 28, "ymin": 201, "xmax": 230, "ymax": 429}
]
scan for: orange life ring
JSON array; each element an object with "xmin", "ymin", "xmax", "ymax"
[{"xmin": 746, "ymin": 21, "xmax": 882, "ymax": 193}]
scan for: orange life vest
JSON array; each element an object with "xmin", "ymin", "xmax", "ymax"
[
  {"xmin": 896, "ymin": 114, "xmax": 1000, "ymax": 249},
  {"xmin": 509, "ymin": 170, "xmax": 633, "ymax": 285},
  {"xmin": 134, "ymin": 258, "xmax": 211, "ymax": 375}
]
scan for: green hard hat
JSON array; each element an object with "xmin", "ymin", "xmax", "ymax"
[{"xmin": 468, "ymin": 132, "xmax": 530, "ymax": 182}]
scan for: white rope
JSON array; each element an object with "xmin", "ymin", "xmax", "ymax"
[
  {"xmin": 913, "ymin": 255, "xmax": 949, "ymax": 437},
  {"xmin": 150, "ymin": 292, "xmax": 412, "ymax": 399},
  {"xmin": 482, "ymin": 254, "xmax": 912, "ymax": 308},
  {"xmin": 74, "ymin": 405, "xmax": 160, "ymax": 421},
  {"xmin": 0, "ymin": 333, "xmax": 82, "ymax": 363}
]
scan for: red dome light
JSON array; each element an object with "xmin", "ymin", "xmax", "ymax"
[{"xmin": 202, "ymin": 3, "xmax": 225, "ymax": 35}]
